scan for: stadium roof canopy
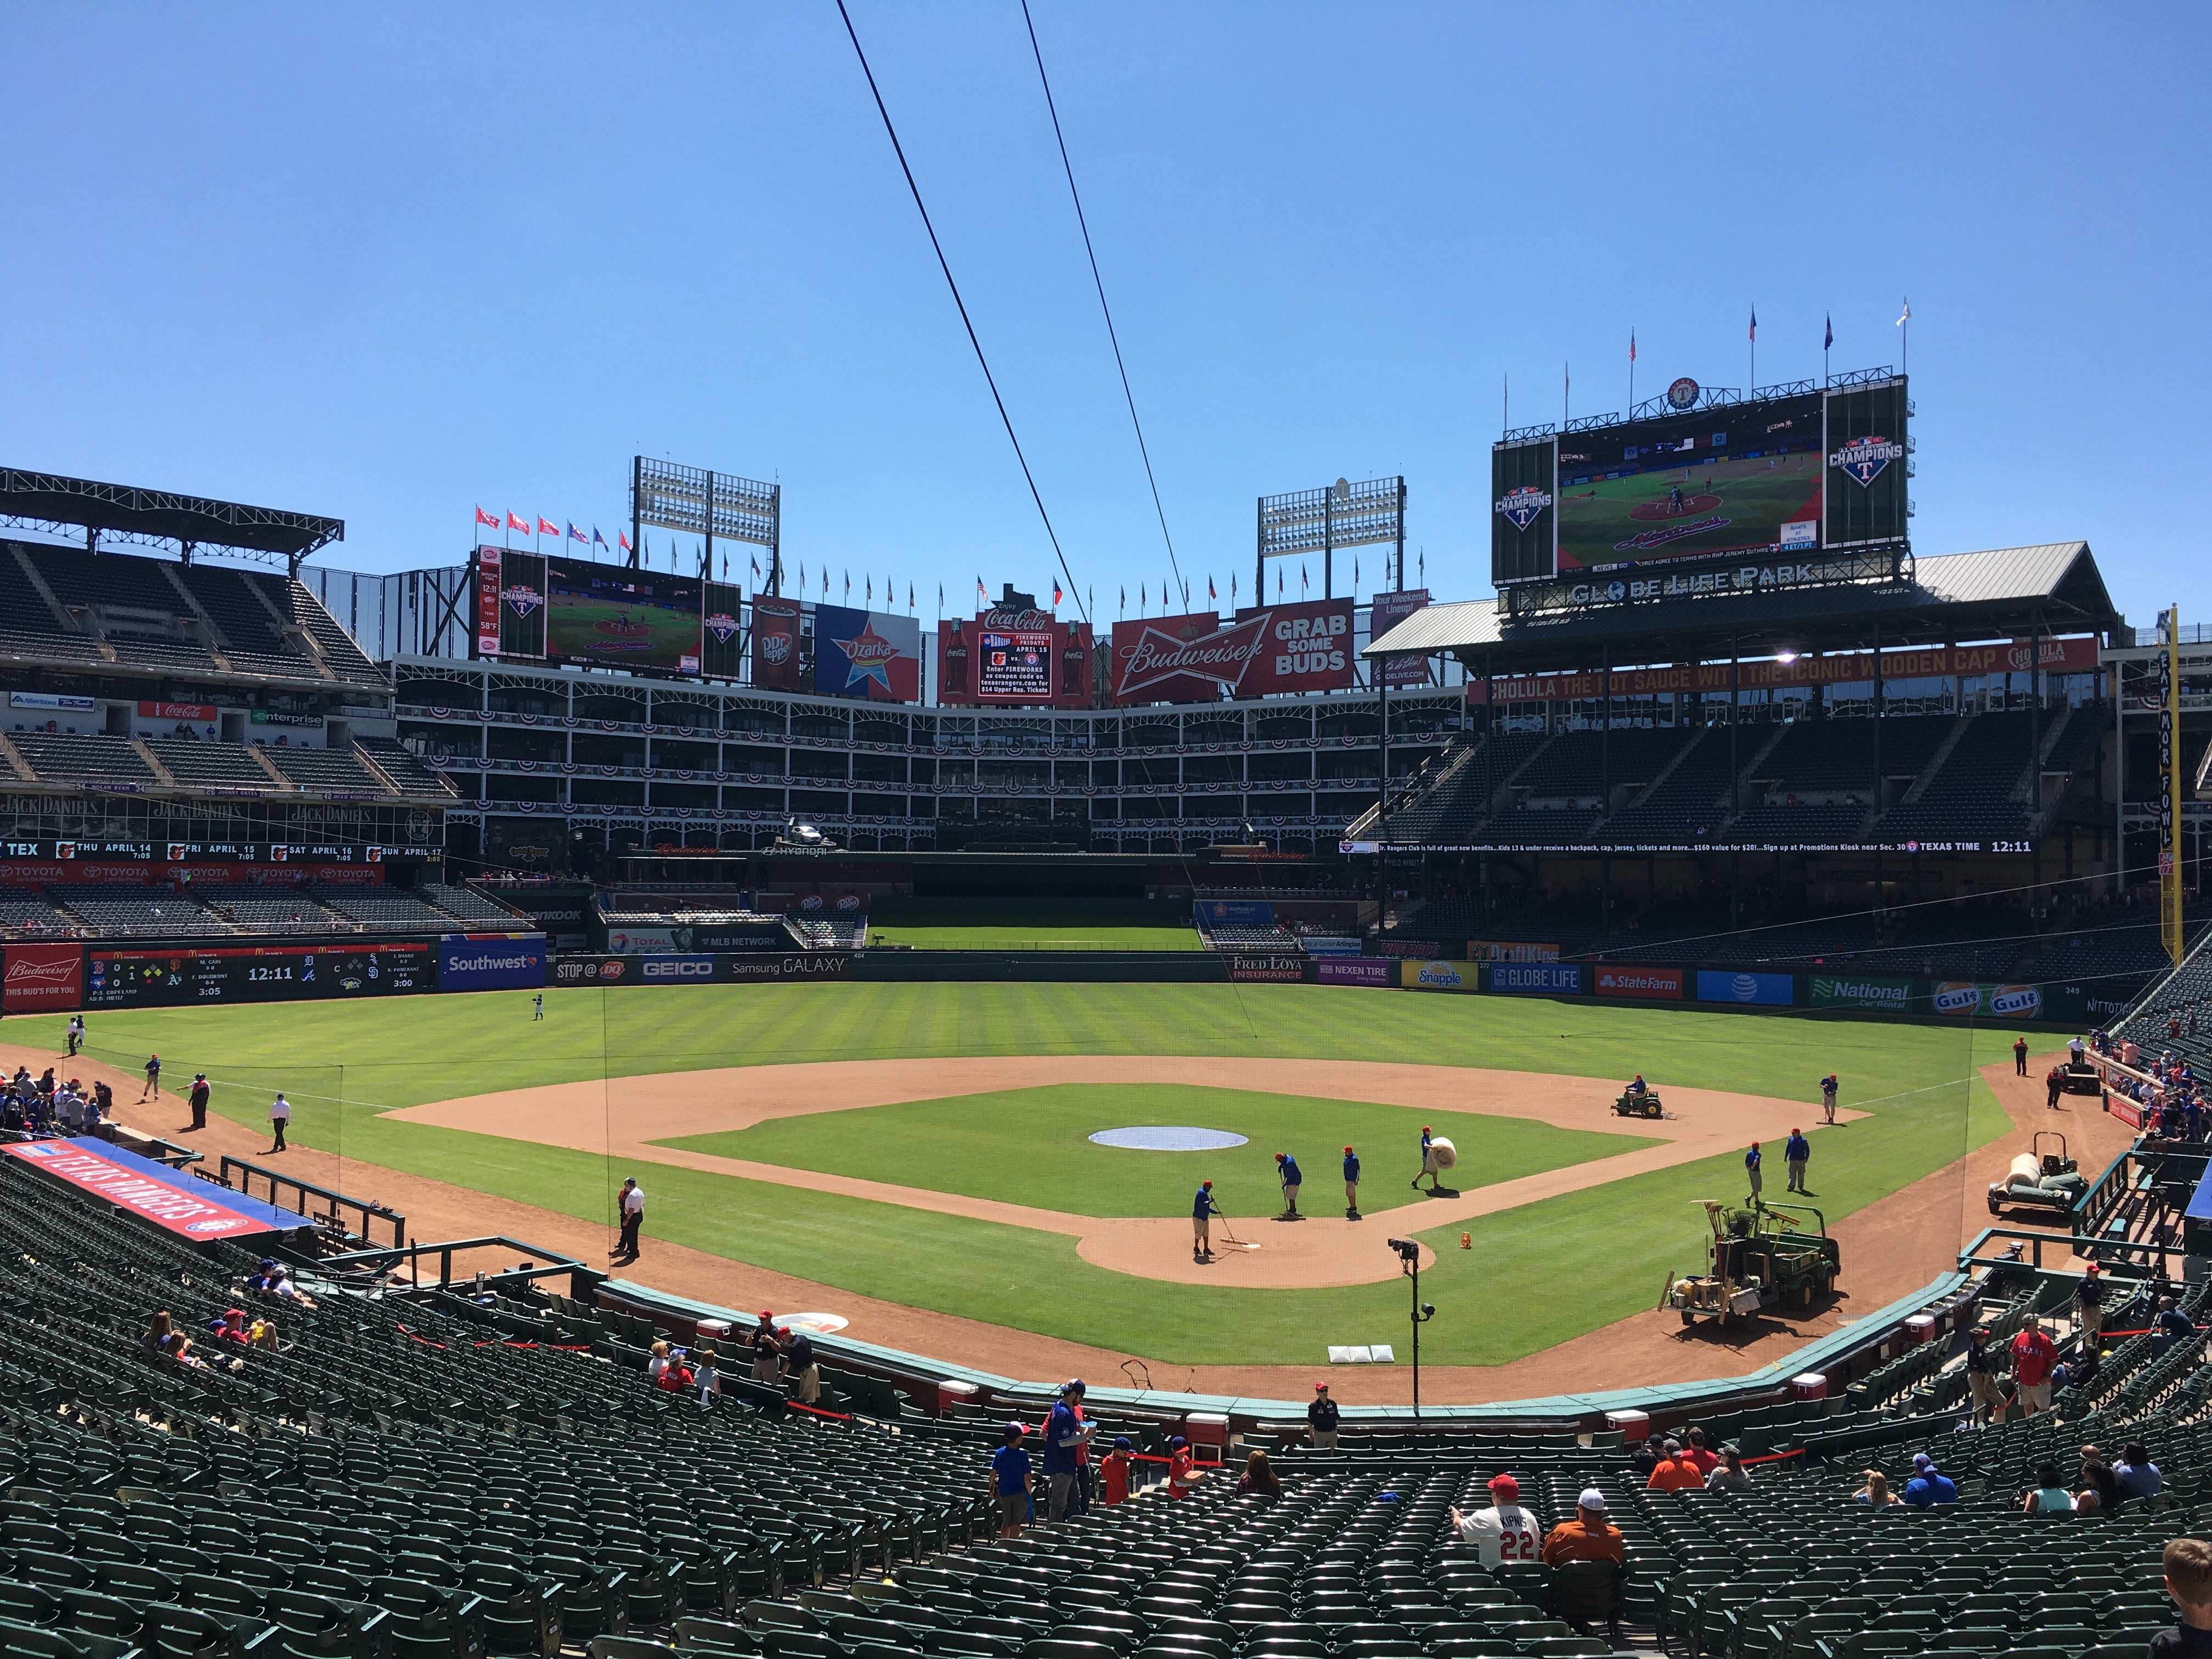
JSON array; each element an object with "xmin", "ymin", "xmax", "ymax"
[
  {"xmin": 1364, "ymin": 541, "xmax": 2119, "ymax": 675},
  {"xmin": 0, "ymin": 468, "xmax": 343, "ymax": 574}
]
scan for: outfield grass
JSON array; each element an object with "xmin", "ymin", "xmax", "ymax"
[
  {"xmin": 661, "ymin": 1081, "xmax": 1656, "ymax": 1217},
  {"xmin": 23, "ymin": 984, "xmax": 2012, "ymax": 1368},
  {"xmin": 867, "ymin": 924, "xmax": 1201, "ymax": 951}
]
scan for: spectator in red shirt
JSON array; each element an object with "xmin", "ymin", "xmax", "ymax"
[
  {"xmin": 1166, "ymin": 1436, "xmax": 1200, "ymax": 1498},
  {"xmin": 2011, "ymin": 1321, "xmax": 2059, "ymax": 1415},
  {"xmin": 1646, "ymin": 1439, "xmax": 1707, "ymax": 1492},
  {"xmin": 1099, "ymin": 1437, "xmax": 1133, "ymax": 1505},
  {"xmin": 1681, "ymin": 1427, "xmax": 1720, "ymax": 1477}
]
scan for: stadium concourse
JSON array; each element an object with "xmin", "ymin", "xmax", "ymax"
[
  {"xmin": 0, "ymin": 1033, "xmax": 2135, "ymax": 1409},
  {"xmin": 0, "ymin": 1039, "xmax": 2203, "ymax": 1659}
]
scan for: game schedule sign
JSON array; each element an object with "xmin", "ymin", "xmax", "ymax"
[{"xmin": 86, "ymin": 941, "xmax": 434, "ymax": 1008}]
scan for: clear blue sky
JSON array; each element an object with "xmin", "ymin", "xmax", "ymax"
[{"xmin": 3, "ymin": 4, "xmax": 2205, "ymax": 634}]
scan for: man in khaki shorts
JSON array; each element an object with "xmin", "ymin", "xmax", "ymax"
[
  {"xmin": 2010, "ymin": 1319, "xmax": 2058, "ymax": 1415},
  {"xmin": 1963, "ymin": 1326, "xmax": 2004, "ymax": 1424},
  {"xmin": 1192, "ymin": 1181, "xmax": 1217, "ymax": 1262}
]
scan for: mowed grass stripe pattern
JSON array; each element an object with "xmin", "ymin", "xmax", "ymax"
[
  {"xmin": 660, "ymin": 1081, "xmax": 1658, "ymax": 1218},
  {"xmin": 23, "ymin": 985, "xmax": 2011, "ymax": 1367}
]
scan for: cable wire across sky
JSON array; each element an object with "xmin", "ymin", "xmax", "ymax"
[{"xmin": 834, "ymin": 0, "xmax": 1090, "ymax": 624}]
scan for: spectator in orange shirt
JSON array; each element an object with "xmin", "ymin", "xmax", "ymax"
[
  {"xmin": 1543, "ymin": 1487, "xmax": 1626, "ymax": 1567},
  {"xmin": 1646, "ymin": 1439, "xmax": 1706, "ymax": 1492}
]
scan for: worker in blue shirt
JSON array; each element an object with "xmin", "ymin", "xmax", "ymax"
[
  {"xmin": 988, "ymin": 1423, "xmax": 1032, "ymax": 1538},
  {"xmin": 1745, "ymin": 1141, "xmax": 1763, "ymax": 1200},
  {"xmin": 2152, "ymin": 1297, "xmax": 2195, "ymax": 1353},
  {"xmin": 1343, "ymin": 1146, "xmax": 1362, "ymax": 1220},
  {"xmin": 1784, "ymin": 1128, "xmax": 1812, "ymax": 1194},
  {"xmin": 1192, "ymin": 1181, "xmax": 1217, "ymax": 1262},
  {"xmin": 1275, "ymin": 1152, "xmax": 1303, "ymax": 1220},
  {"xmin": 1414, "ymin": 1126, "xmax": 1438, "ymax": 1192}
]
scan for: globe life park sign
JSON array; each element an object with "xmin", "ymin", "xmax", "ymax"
[{"xmin": 1501, "ymin": 546, "xmax": 1908, "ymax": 619}]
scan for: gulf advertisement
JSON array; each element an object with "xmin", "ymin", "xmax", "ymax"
[
  {"xmin": 1110, "ymin": 599, "xmax": 1356, "ymax": 704},
  {"xmin": 1594, "ymin": 964, "xmax": 1683, "ymax": 1001},
  {"xmin": 813, "ymin": 606, "xmax": 922, "ymax": 703},
  {"xmin": 1931, "ymin": 981, "xmax": 2045, "ymax": 1020}
]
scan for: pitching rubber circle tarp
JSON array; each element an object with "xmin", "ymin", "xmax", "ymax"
[{"xmin": 1088, "ymin": 1126, "xmax": 1250, "ymax": 1152}]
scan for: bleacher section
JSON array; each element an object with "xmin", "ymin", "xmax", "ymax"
[
  {"xmin": 50, "ymin": 885, "xmax": 230, "ymax": 936},
  {"xmin": 261, "ymin": 744, "xmax": 388, "ymax": 793},
  {"xmin": 194, "ymin": 884, "xmax": 356, "ymax": 935},
  {"xmin": 312, "ymin": 884, "xmax": 473, "ymax": 929},
  {"xmin": 1880, "ymin": 710, "xmax": 2040, "ymax": 844},
  {"xmin": 142, "ymin": 739, "xmax": 278, "ymax": 788},
  {"xmin": 0, "ymin": 1139, "xmax": 2205, "ymax": 1659},
  {"xmin": 7, "ymin": 733, "xmax": 155, "ymax": 785},
  {"xmin": 421, "ymin": 883, "xmax": 526, "ymax": 924},
  {"xmin": 356, "ymin": 736, "xmax": 457, "ymax": 799},
  {"xmin": 1591, "ymin": 729, "xmax": 1737, "ymax": 845},
  {"xmin": 0, "ymin": 885, "xmax": 80, "ymax": 935}
]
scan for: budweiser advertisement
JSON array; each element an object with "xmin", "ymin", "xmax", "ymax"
[
  {"xmin": 1367, "ymin": 589, "xmax": 1432, "ymax": 687},
  {"xmin": 937, "ymin": 603, "xmax": 1095, "ymax": 707},
  {"xmin": 749, "ymin": 597, "xmax": 802, "ymax": 691},
  {"xmin": 3, "ymin": 944, "xmax": 81, "ymax": 1012},
  {"xmin": 1110, "ymin": 599, "xmax": 1355, "ymax": 704}
]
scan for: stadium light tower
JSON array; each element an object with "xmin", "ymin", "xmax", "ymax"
[
  {"xmin": 631, "ymin": 458, "xmax": 781, "ymax": 591},
  {"xmin": 1257, "ymin": 476, "xmax": 1406, "ymax": 601}
]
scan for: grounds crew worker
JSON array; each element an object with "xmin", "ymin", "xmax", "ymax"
[
  {"xmin": 1784, "ymin": 1127, "xmax": 1811, "ymax": 1194},
  {"xmin": 1308, "ymin": 1382, "xmax": 1340, "ymax": 1448},
  {"xmin": 1744, "ymin": 1141, "xmax": 1763, "ymax": 1199},
  {"xmin": 1192, "ymin": 1180, "xmax": 1217, "ymax": 1262},
  {"xmin": 188, "ymin": 1074, "xmax": 210, "ymax": 1132},
  {"xmin": 1343, "ymin": 1146, "xmax": 1361, "ymax": 1220},
  {"xmin": 1274, "ymin": 1152, "xmax": 1302, "ymax": 1219},
  {"xmin": 1820, "ymin": 1073, "xmax": 1839, "ymax": 1124},
  {"xmin": 2015, "ymin": 1034, "xmax": 2029, "ymax": 1076},
  {"xmin": 1414, "ymin": 1126, "xmax": 1439, "ymax": 1192}
]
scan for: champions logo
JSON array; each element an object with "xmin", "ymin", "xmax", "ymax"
[
  {"xmin": 705, "ymin": 611, "xmax": 740, "ymax": 644},
  {"xmin": 1496, "ymin": 484, "xmax": 1552, "ymax": 531},
  {"xmin": 500, "ymin": 584, "xmax": 543, "ymax": 619},
  {"xmin": 1830, "ymin": 434, "xmax": 1905, "ymax": 486}
]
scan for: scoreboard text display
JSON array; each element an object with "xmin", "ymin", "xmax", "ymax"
[
  {"xmin": 977, "ymin": 629, "xmax": 1054, "ymax": 699},
  {"xmin": 85, "ymin": 942, "xmax": 434, "ymax": 1009},
  {"xmin": 1491, "ymin": 375, "xmax": 1909, "ymax": 585}
]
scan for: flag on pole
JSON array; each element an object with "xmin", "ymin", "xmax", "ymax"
[
  {"xmin": 1231, "ymin": 573, "xmax": 1237, "ymax": 602},
  {"xmin": 1748, "ymin": 305, "xmax": 1757, "ymax": 342},
  {"xmin": 507, "ymin": 511, "xmax": 529, "ymax": 533},
  {"xmin": 475, "ymin": 506, "xmax": 498, "ymax": 528},
  {"xmin": 907, "ymin": 583, "xmax": 914, "ymax": 612},
  {"xmin": 1897, "ymin": 297, "xmax": 1911, "ymax": 326},
  {"xmin": 798, "ymin": 561, "xmax": 806, "ymax": 591},
  {"xmin": 618, "ymin": 530, "xmax": 632, "ymax": 553},
  {"xmin": 1353, "ymin": 556, "xmax": 1360, "ymax": 588},
  {"xmin": 976, "ymin": 575, "xmax": 986, "ymax": 602},
  {"xmin": 1277, "ymin": 568, "xmax": 1284, "ymax": 596},
  {"xmin": 1141, "ymin": 583, "xmax": 1147, "ymax": 610},
  {"xmin": 567, "ymin": 523, "xmax": 586, "ymax": 543},
  {"xmin": 1628, "ymin": 329, "xmax": 1636, "ymax": 364},
  {"xmin": 820, "ymin": 568, "xmax": 827, "ymax": 597},
  {"xmin": 1824, "ymin": 314, "xmax": 1833, "ymax": 352},
  {"xmin": 844, "ymin": 570, "xmax": 851, "ymax": 601},
  {"xmin": 936, "ymin": 583, "xmax": 943, "ymax": 614},
  {"xmin": 1300, "ymin": 565, "xmax": 1308, "ymax": 594},
  {"xmin": 1207, "ymin": 575, "xmax": 1216, "ymax": 601},
  {"xmin": 751, "ymin": 555, "xmax": 761, "ymax": 582},
  {"xmin": 1052, "ymin": 579, "xmax": 1063, "ymax": 608},
  {"xmin": 721, "ymin": 554, "xmax": 728, "ymax": 580},
  {"xmin": 865, "ymin": 575, "xmax": 872, "ymax": 603},
  {"xmin": 537, "ymin": 516, "xmax": 558, "ymax": 537}
]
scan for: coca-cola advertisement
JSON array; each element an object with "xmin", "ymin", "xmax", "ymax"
[
  {"xmin": 750, "ymin": 597, "xmax": 802, "ymax": 691},
  {"xmin": 3, "ymin": 944, "xmax": 83, "ymax": 1012},
  {"xmin": 1110, "ymin": 598, "xmax": 1355, "ymax": 704},
  {"xmin": 937, "ymin": 599, "xmax": 1094, "ymax": 707}
]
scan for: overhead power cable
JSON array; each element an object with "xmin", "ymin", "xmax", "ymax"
[
  {"xmin": 834, "ymin": 0, "xmax": 1088, "ymax": 624},
  {"xmin": 1019, "ymin": 0, "xmax": 1184, "ymax": 607}
]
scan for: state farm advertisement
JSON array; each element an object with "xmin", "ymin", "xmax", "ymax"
[
  {"xmin": 1111, "ymin": 599, "xmax": 1355, "ymax": 704},
  {"xmin": 4, "ymin": 944, "xmax": 82, "ymax": 1012},
  {"xmin": 1594, "ymin": 964, "xmax": 1683, "ymax": 1000},
  {"xmin": 749, "ymin": 597, "xmax": 802, "ymax": 691}
]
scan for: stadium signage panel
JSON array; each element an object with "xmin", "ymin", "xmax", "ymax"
[
  {"xmin": 1109, "ymin": 600, "xmax": 1356, "ymax": 703},
  {"xmin": 8, "ymin": 691, "xmax": 96, "ymax": 711},
  {"xmin": 1807, "ymin": 974, "xmax": 1916, "ymax": 1012},
  {"xmin": 749, "ymin": 597, "xmax": 803, "ymax": 691},
  {"xmin": 3, "ymin": 944, "xmax": 82, "ymax": 1012},
  {"xmin": 1695, "ymin": 970, "xmax": 1794, "ymax": 1007},
  {"xmin": 936, "ymin": 610, "xmax": 1096, "ymax": 707},
  {"xmin": 544, "ymin": 557, "xmax": 699, "ymax": 674},
  {"xmin": 1317, "ymin": 958, "xmax": 1393, "ymax": 987},
  {"xmin": 1368, "ymin": 590, "xmax": 1433, "ymax": 687},
  {"xmin": 1466, "ymin": 638, "xmax": 2100, "ymax": 705},
  {"xmin": 475, "ymin": 545, "xmax": 504, "ymax": 654},
  {"xmin": 1228, "ymin": 956, "xmax": 1308, "ymax": 983},
  {"xmin": 1594, "ymin": 964, "xmax": 1683, "ymax": 1000},
  {"xmin": 1488, "ymin": 962, "xmax": 1585, "ymax": 995},
  {"xmin": 1469, "ymin": 940, "xmax": 1561, "ymax": 962},
  {"xmin": 1401, "ymin": 960, "xmax": 1476, "ymax": 992},
  {"xmin": 436, "ymin": 933, "xmax": 546, "ymax": 992},
  {"xmin": 724, "ymin": 953, "xmax": 857, "ymax": 979},
  {"xmin": 1370, "ymin": 938, "xmax": 1438, "ymax": 958},
  {"xmin": 1931, "ymin": 980, "xmax": 2044, "ymax": 1019},
  {"xmin": 2, "ymin": 1139, "xmax": 311, "ymax": 1242},
  {"xmin": 137, "ymin": 701, "xmax": 219, "ymax": 721},
  {"xmin": 814, "ymin": 606, "xmax": 922, "ymax": 702},
  {"xmin": 1199, "ymin": 900, "xmax": 1273, "ymax": 927},
  {"xmin": 85, "ymin": 941, "xmax": 434, "ymax": 1008}
]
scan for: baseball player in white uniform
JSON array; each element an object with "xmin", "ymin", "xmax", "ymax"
[{"xmin": 1450, "ymin": 1473, "xmax": 1544, "ymax": 1565}]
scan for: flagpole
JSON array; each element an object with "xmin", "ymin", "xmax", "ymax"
[{"xmin": 1628, "ymin": 329, "xmax": 1635, "ymax": 414}]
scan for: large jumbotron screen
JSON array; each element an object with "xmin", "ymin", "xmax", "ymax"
[
  {"xmin": 1491, "ymin": 377, "xmax": 1909, "ymax": 584},
  {"xmin": 545, "ymin": 557, "xmax": 702, "ymax": 674}
]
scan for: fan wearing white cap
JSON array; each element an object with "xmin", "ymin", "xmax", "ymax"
[
  {"xmin": 1449, "ymin": 1474, "xmax": 1542, "ymax": 1566},
  {"xmin": 1541, "ymin": 1488, "xmax": 1625, "ymax": 1568}
]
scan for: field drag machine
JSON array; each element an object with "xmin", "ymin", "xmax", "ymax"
[
  {"xmin": 1613, "ymin": 1085, "xmax": 1666, "ymax": 1120},
  {"xmin": 1987, "ymin": 1131, "xmax": 2084, "ymax": 1219},
  {"xmin": 1667, "ymin": 1199, "xmax": 1842, "ymax": 1325}
]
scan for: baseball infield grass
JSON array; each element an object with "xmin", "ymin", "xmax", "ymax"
[
  {"xmin": 22, "ymin": 984, "xmax": 2013, "ymax": 1369},
  {"xmin": 661, "ymin": 1082, "xmax": 1656, "ymax": 1218}
]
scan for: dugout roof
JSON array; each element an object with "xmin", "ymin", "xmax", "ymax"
[{"xmin": 1365, "ymin": 541, "xmax": 2119, "ymax": 675}]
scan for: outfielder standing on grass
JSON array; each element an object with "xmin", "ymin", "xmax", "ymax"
[
  {"xmin": 1274, "ymin": 1152, "xmax": 1302, "ymax": 1220},
  {"xmin": 1192, "ymin": 1180, "xmax": 1217, "ymax": 1262}
]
